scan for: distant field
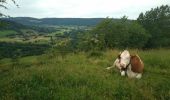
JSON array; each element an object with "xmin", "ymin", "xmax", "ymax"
[
  {"xmin": 0, "ymin": 25, "xmax": 89, "ymax": 44},
  {"xmin": 0, "ymin": 36, "xmax": 50, "ymax": 43},
  {"xmin": 0, "ymin": 49, "xmax": 170, "ymax": 100},
  {"xmin": 0, "ymin": 30, "xmax": 17, "ymax": 37}
]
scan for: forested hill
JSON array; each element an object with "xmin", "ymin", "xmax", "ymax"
[
  {"xmin": 0, "ymin": 19, "xmax": 27, "ymax": 30},
  {"xmin": 0, "ymin": 19, "xmax": 59, "ymax": 33},
  {"xmin": 1, "ymin": 17, "xmax": 109, "ymax": 26}
]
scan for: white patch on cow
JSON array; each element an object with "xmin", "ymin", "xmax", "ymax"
[
  {"xmin": 114, "ymin": 58, "xmax": 121, "ymax": 70},
  {"xmin": 120, "ymin": 50, "xmax": 131, "ymax": 68},
  {"xmin": 126, "ymin": 65, "xmax": 142, "ymax": 79}
]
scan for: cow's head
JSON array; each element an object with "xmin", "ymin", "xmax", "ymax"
[{"xmin": 118, "ymin": 50, "xmax": 131, "ymax": 69}]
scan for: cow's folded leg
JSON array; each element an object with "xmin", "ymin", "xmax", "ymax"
[
  {"xmin": 136, "ymin": 74, "xmax": 142, "ymax": 79},
  {"xmin": 106, "ymin": 59, "xmax": 119, "ymax": 70},
  {"xmin": 120, "ymin": 70, "xmax": 125, "ymax": 76},
  {"xmin": 106, "ymin": 66, "xmax": 114, "ymax": 70}
]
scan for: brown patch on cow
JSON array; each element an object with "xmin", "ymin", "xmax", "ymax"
[{"xmin": 130, "ymin": 55, "xmax": 144, "ymax": 73}]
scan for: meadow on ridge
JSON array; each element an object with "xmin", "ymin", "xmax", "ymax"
[{"xmin": 0, "ymin": 49, "xmax": 170, "ymax": 100}]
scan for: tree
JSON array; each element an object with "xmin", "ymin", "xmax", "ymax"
[
  {"xmin": 89, "ymin": 17, "xmax": 149, "ymax": 49},
  {"xmin": 137, "ymin": 5, "xmax": 170, "ymax": 48},
  {"xmin": 127, "ymin": 22, "xmax": 150, "ymax": 48},
  {"xmin": 90, "ymin": 17, "xmax": 113, "ymax": 49},
  {"xmin": 121, "ymin": 15, "xmax": 128, "ymax": 23},
  {"xmin": 0, "ymin": 0, "xmax": 18, "ymax": 17}
]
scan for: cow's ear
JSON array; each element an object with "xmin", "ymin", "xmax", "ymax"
[
  {"xmin": 118, "ymin": 54, "xmax": 121, "ymax": 59},
  {"xmin": 118, "ymin": 52, "xmax": 121, "ymax": 59}
]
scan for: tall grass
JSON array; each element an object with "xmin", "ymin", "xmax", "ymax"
[{"xmin": 0, "ymin": 49, "xmax": 170, "ymax": 100}]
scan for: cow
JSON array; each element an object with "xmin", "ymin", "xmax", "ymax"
[{"xmin": 106, "ymin": 50, "xmax": 144, "ymax": 79}]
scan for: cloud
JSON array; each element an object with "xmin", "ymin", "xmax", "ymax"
[{"xmin": 1, "ymin": 0, "xmax": 169, "ymax": 19}]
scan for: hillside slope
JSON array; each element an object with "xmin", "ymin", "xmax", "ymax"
[
  {"xmin": 0, "ymin": 19, "xmax": 27, "ymax": 31},
  {"xmin": 0, "ymin": 49, "xmax": 169, "ymax": 99}
]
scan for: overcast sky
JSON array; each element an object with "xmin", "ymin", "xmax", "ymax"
[{"xmin": 2, "ymin": 0, "xmax": 169, "ymax": 19}]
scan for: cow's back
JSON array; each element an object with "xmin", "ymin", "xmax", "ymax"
[{"xmin": 130, "ymin": 55, "xmax": 144, "ymax": 73}]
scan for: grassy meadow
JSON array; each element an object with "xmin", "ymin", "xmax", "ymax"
[{"xmin": 0, "ymin": 49, "xmax": 170, "ymax": 100}]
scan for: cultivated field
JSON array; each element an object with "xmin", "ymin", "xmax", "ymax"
[{"xmin": 0, "ymin": 49, "xmax": 170, "ymax": 100}]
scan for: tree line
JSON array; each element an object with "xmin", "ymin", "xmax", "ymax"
[{"xmin": 65, "ymin": 5, "xmax": 170, "ymax": 51}]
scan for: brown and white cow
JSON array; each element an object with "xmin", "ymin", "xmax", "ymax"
[{"xmin": 106, "ymin": 50, "xmax": 144, "ymax": 79}]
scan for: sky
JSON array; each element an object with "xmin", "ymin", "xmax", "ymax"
[{"xmin": 1, "ymin": 0, "xmax": 170, "ymax": 19}]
